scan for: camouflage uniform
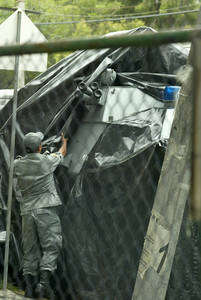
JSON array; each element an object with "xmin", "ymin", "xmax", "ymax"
[{"xmin": 14, "ymin": 152, "xmax": 63, "ymax": 276}]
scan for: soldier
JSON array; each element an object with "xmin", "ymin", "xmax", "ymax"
[{"xmin": 14, "ymin": 132, "xmax": 68, "ymax": 299}]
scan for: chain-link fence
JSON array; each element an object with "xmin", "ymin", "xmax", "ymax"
[{"xmin": 0, "ymin": 8, "xmax": 201, "ymax": 300}]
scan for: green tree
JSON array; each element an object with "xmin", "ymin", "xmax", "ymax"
[
  {"xmin": 0, "ymin": 0, "xmax": 199, "ymax": 87},
  {"xmin": 134, "ymin": 0, "xmax": 198, "ymax": 29}
]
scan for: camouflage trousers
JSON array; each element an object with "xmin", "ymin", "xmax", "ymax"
[{"xmin": 22, "ymin": 207, "xmax": 62, "ymax": 276}]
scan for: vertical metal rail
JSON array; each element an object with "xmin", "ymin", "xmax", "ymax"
[
  {"xmin": 3, "ymin": 9, "xmax": 22, "ymax": 290},
  {"xmin": 191, "ymin": 38, "xmax": 201, "ymax": 221},
  {"xmin": 17, "ymin": 0, "xmax": 25, "ymax": 88}
]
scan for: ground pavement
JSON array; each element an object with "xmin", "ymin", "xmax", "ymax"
[{"xmin": 0, "ymin": 289, "xmax": 33, "ymax": 299}]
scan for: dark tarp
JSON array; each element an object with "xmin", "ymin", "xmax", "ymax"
[
  {"xmin": 0, "ymin": 26, "xmax": 196, "ymax": 299},
  {"xmin": 62, "ymin": 108, "xmax": 166, "ymax": 299}
]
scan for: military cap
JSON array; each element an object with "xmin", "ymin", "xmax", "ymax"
[{"xmin": 24, "ymin": 132, "xmax": 44, "ymax": 152}]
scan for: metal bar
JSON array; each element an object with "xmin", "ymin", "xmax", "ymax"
[
  {"xmin": 0, "ymin": 28, "xmax": 200, "ymax": 57},
  {"xmin": 17, "ymin": 1, "xmax": 25, "ymax": 89},
  {"xmin": 3, "ymin": 9, "xmax": 22, "ymax": 291},
  {"xmin": 191, "ymin": 38, "xmax": 201, "ymax": 221}
]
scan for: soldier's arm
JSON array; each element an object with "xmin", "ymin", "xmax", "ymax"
[
  {"xmin": 13, "ymin": 159, "xmax": 22, "ymax": 202},
  {"xmin": 46, "ymin": 133, "xmax": 68, "ymax": 171},
  {"xmin": 58, "ymin": 133, "xmax": 68, "ymax": 157}
]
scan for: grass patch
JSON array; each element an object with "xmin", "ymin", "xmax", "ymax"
[{"xmin": 0, "ymin": 280, "xmax": 24, "ymax": 296}]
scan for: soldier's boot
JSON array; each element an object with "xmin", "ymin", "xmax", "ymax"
[
  {"xmin": 35, "ymin": 270, "xmax": 55, "ymax": 299},
  {"xmin": 24, "ymin": 274, "xmax": 38, "ymax": 298}
]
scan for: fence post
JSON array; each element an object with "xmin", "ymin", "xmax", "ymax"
[
  {"xmin": 2, "ymin": 9, "xmax": 22, "ymax": 291},
  {"xmin": 17, "ymin": 0, "xmax": 25, "ymax": 88},
  {"xmin": 132, "ymin": 44, "xmax": 194, "ymax": 300},
  {"xmin": 191, "ymin": 38, "xmax": 201, "ymax": 221}
]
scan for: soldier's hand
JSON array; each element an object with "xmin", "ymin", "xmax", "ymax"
[{"xmin": 61, "ymin": 132, "xmax": 68, "ymax": 143}]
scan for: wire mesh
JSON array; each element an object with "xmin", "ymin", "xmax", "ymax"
[{"xmin": 0, "ymin": 18, "xmax": 200, "ymax": 300}]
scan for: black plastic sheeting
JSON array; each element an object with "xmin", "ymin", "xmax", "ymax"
[
  {"xmin": 0, "ymin": 26, "xmax": 196, "ymax": 299},
  {"xmin": 62, "ymin": 109, "xmax": 166, "ymax": 300}
]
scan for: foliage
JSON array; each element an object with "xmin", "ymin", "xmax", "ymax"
[{"xmin": 0, "ymin": 0, "xmax": 199, "ymax": 87}]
